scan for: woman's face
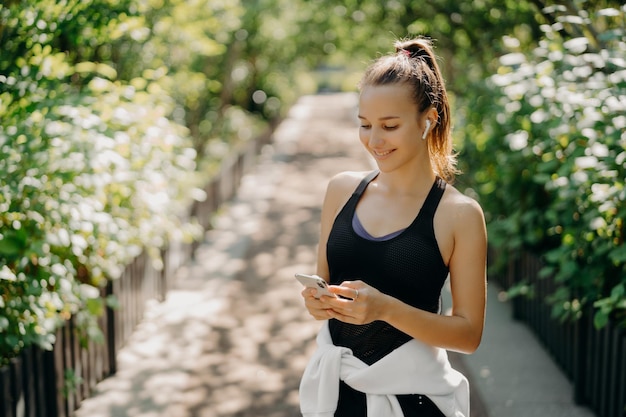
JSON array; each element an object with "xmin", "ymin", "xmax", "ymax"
[{"xmin": 358, "ymin": 83, "xmax": 429, "ymax": 172}]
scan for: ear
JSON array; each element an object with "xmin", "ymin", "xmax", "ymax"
[{"xmin": 426, "ymin": 107, "xmax": 438, "ymax": 125}]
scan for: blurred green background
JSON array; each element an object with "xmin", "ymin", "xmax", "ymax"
[{"xmin": 0, "ymin": 0, "xmax": 624, "ymax": 365}]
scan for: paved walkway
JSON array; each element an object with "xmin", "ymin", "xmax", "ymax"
[{"xmin": 75, "ymin": 93, "xmax": 597, "ymax": 417}]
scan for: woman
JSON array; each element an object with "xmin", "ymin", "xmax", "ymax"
[{"xmin": 299, "ymin": 37, "xmax": 487, "ymax": 417}]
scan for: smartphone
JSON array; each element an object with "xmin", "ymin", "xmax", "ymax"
[{"xmin": 295, "ymin": 273, "xmax": 336, "ymax": 298}]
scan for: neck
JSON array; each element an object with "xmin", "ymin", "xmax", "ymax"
[{"xmin": 374, "ymin": 164, "xmax": 437, "ymax": 197}]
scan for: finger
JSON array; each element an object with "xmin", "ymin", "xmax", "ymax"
[
  {"xmin": 339, "ymin": 281, "xmax": 363, "ymax": 300},
  {"xmin": 304, "ymin": 293, "xmax": 336, "ymax": 314},
  {"xmin": 329, "ymin": 285, "xmax": 360, "ymax": 301},
  {"xmin": 327, "ymin": 308, "xmax": 357, "ymax": 324},
  {"xmin": 301, "ymin": 288, "xmax": 319, "ymax": 299},
  {"xmin": 339, "ymin": 280, "xmax": 364, "ymax": 288}
]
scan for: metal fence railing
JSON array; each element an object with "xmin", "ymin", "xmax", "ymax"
[{"xmin": 495, "ymin": 251, "xmax": 625, "ymax": 417}]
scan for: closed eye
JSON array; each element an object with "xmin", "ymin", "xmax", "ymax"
[{"xmin": 359, "ymin": 124, "xmax": 398, "ymax": 130}]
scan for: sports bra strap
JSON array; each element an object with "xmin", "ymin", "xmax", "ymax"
[
  {"xmin": 419, "ymin": 177, "xmax": 446, "ymax": 217},
  {"xmin": 352, "ymin": 170, "xmax": 380, "ymax": 197}
]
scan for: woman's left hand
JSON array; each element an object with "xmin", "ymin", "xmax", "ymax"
[{"xmin": 320, "ymin": 280, "xmax": 389, "ymax": 325}]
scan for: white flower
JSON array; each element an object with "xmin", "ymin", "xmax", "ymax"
[
  {"xmin": 0, "ymin": 265, "xmax": 16, "ymax": 281},
  {"xmin": 575, "ymin": 156, "xmax": 598, "ymax": 169},
  {"xmin": 506, "ymin": 130, "xmax": 528, "ymax": 151}
]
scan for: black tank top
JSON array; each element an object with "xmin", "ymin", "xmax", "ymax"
[{"xmin": 327, "ymin": 170, "xmax": 449, "ymax": 365}]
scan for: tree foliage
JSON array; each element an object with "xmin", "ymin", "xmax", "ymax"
[{"xmin": 461, "ymin": 2, "xmax": 626, "ymax": 327}]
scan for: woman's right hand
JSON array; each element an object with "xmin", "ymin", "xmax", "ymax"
[{"xmin": 301, "ymin": 288, "xmax": 334, "ymax": 320}]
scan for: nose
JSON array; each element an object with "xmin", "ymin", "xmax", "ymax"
[{"xmin": 366, "ymin": 128, "xmax": 385, "ymax": 148}]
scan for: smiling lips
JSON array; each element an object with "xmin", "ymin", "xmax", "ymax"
[{"xmin": 373, "ymin": 149, "xmax": 394, "ymax": 158}]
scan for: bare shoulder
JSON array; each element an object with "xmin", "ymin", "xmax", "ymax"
[
  {"xmin": 440, "ymin": 184, "xmax": 486, "ymax": 227},
  {"xmin": 435, "ymin": 184, "xmax": 487, "ymax": 264},
  {"xmin": 324, "ymin": 170, "xmax": 373, "ymax": 212},
  {"xmin": 326, "ymin": 170, "xmax": 373, "ymax": 197}
]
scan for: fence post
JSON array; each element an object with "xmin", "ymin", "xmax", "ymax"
[
  {"xmin": 9, "ymin": 356, "xmax": 24, "ymax": 417},
  {"xmin": 32, "ymin": 348, "xmax": 48, "ymax": 417},
  {"xmin": 509, "ymin": 255, "xmax": 524, "ymax": 321},
  {"xmin": 42, "ymin": 349, "xmax": 58, "ymax": 417},
  {"xmin": 572, "ymin": 310, "xmax": 589, "ymax": 405},
  {"xmin": 616, "ymin": 326, "xmax": 626, "ymax": 417},
  {"xmin": 20, "ymin": 347, "xmax": 36, "ymax": 417},
  {"xmin": 105, "ymin": 280, "xmax": 117, "ymax": 376},
  {"xmin": 608, "ymin": 325, "xmax": 625, "ymax": 417},
  {"xmin": 0, "ymin": 360, "xmax": 13, "ymax": 417}
]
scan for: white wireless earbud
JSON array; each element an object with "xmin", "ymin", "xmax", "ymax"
[{"xmin": 422, "ymin": 120, "xmax": 432, "ymax": 140}]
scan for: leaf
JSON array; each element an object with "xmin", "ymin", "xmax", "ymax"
[
  {"xmin": 506, "ymin": 281, "xmax": 534, "ymax": 299},
  {"xmin": 0, "ymin": 229, "xmax": 28, "ymax": 256},
  {"xmin": 608, "ymin": 247, "xmax": 626, "ymax": 264},
  {"xmin": 105, "ymin": 294, "xmax": 120, "ymax": 310},
  {"xmin": 538, "ymin": 265, "xmax": 554, "ymax": 279},
  {"xmin": 86, "ymin": 325, "xmax": 104, "ymax": 345},
  {"xmin": 610, "ymin": 284, "xmax": 625, "ymax": 300},
  {"xmin": 85, "ymin": 298, "xmax": 104, "ymax": 317},
  {"xmin": 0, "ymin": 237, "xmax": 21, "ymax": 256},
  {"xmin": 594, "ymin": 309, "xmax": 609, "ymax": 329}
]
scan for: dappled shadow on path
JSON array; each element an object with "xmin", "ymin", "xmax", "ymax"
[
  {"xmin": 179, "ymin": 94, "xmax": 373, "ymax": 417},
  {"xmin": 75, "ymin": 93, "xmax": 372, "ymax": 417}
]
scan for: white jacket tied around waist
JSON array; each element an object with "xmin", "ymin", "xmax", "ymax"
[{"xmin": 299, "ymin": 321, "xmax": 470, "ymax": 417}]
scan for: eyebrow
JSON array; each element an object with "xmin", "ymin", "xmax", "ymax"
[{"xmin": 357, "ymin": 115, "xmax": 400, "ymax": 120}]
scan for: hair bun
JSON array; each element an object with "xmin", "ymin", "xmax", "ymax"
[{"xmin": 395, "ymin": 38, "xmax": 433, "ymax": 61}]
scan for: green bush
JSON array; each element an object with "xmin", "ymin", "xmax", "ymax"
[
  {"xmin": 0, "ymin": 0, "xmax": 202, "ymax": 365},
  {"xmin": 468, "ymin": 4, "xmax": 626, "ymax": 327}
]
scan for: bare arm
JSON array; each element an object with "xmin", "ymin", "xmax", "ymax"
[{"xmin": 383, "ymin": 198, "xmax": 487, "ymax": 353}]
